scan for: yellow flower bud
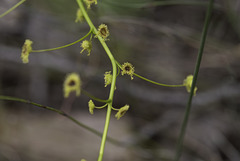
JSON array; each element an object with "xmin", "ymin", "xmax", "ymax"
[
  {"xmin": 84, "ymin": 0, "xmax": 97, "ymax": 9},
  {"xmin": 183, "ymin": 75, "xmax": 197, "ymax": 96},
  {"xmin": 115, "ymin": 105, "xmax": 129, "ymax": 120},
  {"xmin": 121, "ymin": 62, "xmax": 135, "ymax": 80},
  {"xmin": 88, "ymin": 100, "xmax": 95, "ymax": 114},
  {"xmin": 63, "ymin": 73, "xmax": 81, "ymax": 98},
  {"xmin": 80, "ymin": 40, "xmax": 92, "ymax": 56},
  {"xmin": 21, "ymin": 39, "xmax": 33, "ymax": 64},
  {"xmin": 104, "ymin": 71, "xmax": 112, "ymax": 87},
  {"xmin": 75, "ymin": 8, "xmax": 84, "ymax": 23}
]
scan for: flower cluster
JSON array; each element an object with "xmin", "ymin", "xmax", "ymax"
[
  {"xmin": 95, "ymin": 24, "xmax": 110, "ymax": 41},
  {"xmin": 88, "ymin": 100, "xmax": 95, "ymax": 114},
  {"xmin": 21, "ymin": 39, "xmax": 33, "ymax": 64},
  {"xmin": 121, "ymin": 62, "xmax": 135, "ymax": 80},
  {"xmin": 75, "ymin": 8, "xmax": 84, "ymax": 23},
  {"xmin": 104, "ymin": 71, "xmax": 112, "ymax": 87},
  {"xmin": 80, "ymin": 40, "xmax": 92, "ymax": 56},
  {"xmin": 84, "ymin": 0, "xmax": 97, "ymax": 9},
  {"xmin": 63, "ymin": 73, "xmax": 81, "ymax": 98},
  {"xmin": 183, "ymin": 75, "xmax": 197, "ymax": 96},
  {"xmin": 115, "ymin": 105, "xmax": 129, "ymax": 120}
]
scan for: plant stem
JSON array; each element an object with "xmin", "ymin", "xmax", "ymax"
[
  {"xmin": 134, "ymin": 73, "xmax": 184, "ymax": 87},
  {"xmin": 82, "ymin": 89, "xmax": 110, "ymax": 103},
  {"xmin": 32, "ymin": 29, "xmax": 92, "ymax": 52},
  {"xmin": 0, "ymin": 95, "xmax": 101, "ymax": 139},
  {"xmin": 0, "ymin": 0, "xmax": 26, "ymax": 18},
  {"xmin": 174, "ymin": 0, "xmax": 214, "ymax": 161},
  {"xmin": 0, "ymin": 95, "xmax": 125, "ymax": 146},
  {"xmin": 76, "ymin": 1, "xmax": 118, "ymax": 161},
  {"xmin": 115, "ymin": 60, "xmax": 184, "ymax": 87}
]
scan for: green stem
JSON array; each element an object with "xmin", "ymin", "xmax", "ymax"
[
  {"xmin": 0, "ymin": 0, "xmax": 26, "ymax": 18},
  {"xmin": 174, "ymin": 0, "xmax": 214, "ymax": 161},
  {"xmin": 134, "ymin": 73, "xmax": 184, "ymax": 87},
  {"xmin": 76, "ymin": 1, "xmax": 117, "ymax": 161},
  {"xmin": 115, "ymin": 60, "xmax": 184, "ymax": 87},
  {"xmin": 0, "ymin": 95, "xmax": 100, "ymax": 140},
  {"xmin": 95, "ymin": 103, "xmax": 108, "ymax": 109},
  {"xmin": 0, "ymin": 95, "xmax": 124, "ymax": 146},
  {"xmin": 82, "ymin": 89, "xmax": 110, "ymax": 103},
  {"xmin": 32, "ymin": 29, "xmax": 92, "ymax": 52}
]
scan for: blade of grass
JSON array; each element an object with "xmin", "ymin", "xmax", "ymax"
[{"xmin": 174, "ymin": 0, "xmax": 214, "ymax": 161}]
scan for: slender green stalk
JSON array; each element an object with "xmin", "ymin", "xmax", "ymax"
[
  {"xmin": 174, "ymin": 0, "xmax": 214, "ymax": 161},
  {"xmin": 95, "ymin": 104, "xmax": 108, "ymax": 109},
  {"xmin": 134, "ymin": 73, "xmax": 184, "ymax": 87},
  {"xmin": 115, "ymin": 60, "xmax": 184, "ymax": 87},
  {"xmin": 0, "ymin": 95, "xmax": 125, "ymax": 146},
  {"xmin": 0, "ymin": 0, "xmax": 26, "ymax": 18},
  {"xmin": 82, "ymin": 89, "xmax": 110, "ymax": 103},
  {"xmin": 32, "ymin": 29, "xmax": 92, "ymax": 52},
  {"xmin": 0, "ymin": 95, "xmax": 101, "ymax": 137},
  {"xmin": 76, "ymin": 1, "xmax": 118, "ymax": 161}
]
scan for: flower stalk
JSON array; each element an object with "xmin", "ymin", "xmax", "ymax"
[{"xmin": 76, "ymin": 1, "xmax": 117, "ymax": 161}]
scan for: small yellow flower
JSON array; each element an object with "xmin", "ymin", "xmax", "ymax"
[
  {"xmin": 88, "ymin": 100, "xmax": 95, "ymax": 114},
  {"xmin": 75, "ymin": 8, "xmax": 84, "ymax": 23},
  {"xmin": 121, "ymin": 62, "xmax": 135, "ymax": 80},
  {"xmin": 104, "ymin": 71, "xmax": 112, "ymax": 87},
  {"xmin": 115, "ymin": 105, "xmax": 129, "ymax": 120},
  {"xmin": 84, "ymin": 0, "xmax": 97, "ymax": 9},
  {"xmin": 80, "ymin": 40, "xmax": 92, "ymax": 56},
  {"xmin": 63, "ymin": 73, "xmax": 81, "ymax": 98},
  {"xmin": 95, "ymin": 24, "xmax": 110, "ymax": 41},
  {"xmin": 21, "ymin": 39, "xmax": 33, "ymax": 64},
  {"xmin": 183, "ymin": 75, "xmax": 197, "ymax": 95}
]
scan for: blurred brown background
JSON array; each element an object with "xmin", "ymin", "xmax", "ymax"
[{"xmin": 0, "ymin": 0, "xmax": 240, "ymax": 161}]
